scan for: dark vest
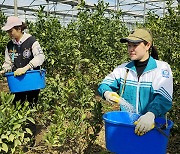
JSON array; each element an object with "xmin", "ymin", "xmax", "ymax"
[{"xmin": 7, "ymin": 36, "xmax": 39, "ymax": 71}]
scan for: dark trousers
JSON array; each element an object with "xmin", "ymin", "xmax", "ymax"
[
  {"xmin": 13, "ymin": 90, "xmax": 40, "ymax": 139},
  {"xmin": 13, "ymin": 89, "xmax": 40, "ymax": 107}
]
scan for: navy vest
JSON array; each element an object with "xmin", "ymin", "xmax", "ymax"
[{"xmin": 7, "ymin": 36, "xmax": 39, "ymax": 71}]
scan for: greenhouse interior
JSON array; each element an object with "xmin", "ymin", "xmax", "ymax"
[{"xmin": 0, "ymin": 0, "xmax": 179, "ymax": 154}]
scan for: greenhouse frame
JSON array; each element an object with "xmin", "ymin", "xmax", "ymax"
[{"xmin": 0, "ymin": 0, "xmax": 178, "ymax": 26}]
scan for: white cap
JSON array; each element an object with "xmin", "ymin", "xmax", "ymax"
[{"xmin": 1, "ymin": 16, "xmax": 22, "ymax": 31}]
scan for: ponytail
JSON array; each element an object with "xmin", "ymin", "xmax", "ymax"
[
  {"xmin": 151, "ymin": 45, "xmax": 159, "ymax": 60},
  {"xmin": 143, "ymin": 41, "xmax": 159, "ymax": 60}
]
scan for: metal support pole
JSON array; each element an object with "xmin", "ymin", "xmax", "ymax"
[
  {"xmin": 14, "ymin": 0, "xmax": 18, "ymax": 16},
  {"xmin": 72, "ymin": 6, "xmax": 74, "ymax": 21},
  {"xmin": 143, "ymin": 0, "xmax": 146, "ymax": 23},
  {"xmin": 47, "ymin": 0, "xmax": 49, "ymax": 16},
  {"xmin": 117, "ymin": 0, "xmax": 119, "ymax": 11},
  {"xmin": 163, "ymin": 0, "xmax": 165, "ymax": 17},
  {"xmin": 115, "ymin": 0, "xmax": 116, "ymax": 10},
  {"xmin": 63, "ymin": 15, "xmax": 65, "ymax": 26}
]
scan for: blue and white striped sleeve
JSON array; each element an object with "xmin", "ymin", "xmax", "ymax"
[
  {"xmin": 148, "ymin": 62, "xmax": 173, "ymax": 117},
  {"xmin": 98, "ymin": 67, "xmax": 121, "ymax": 99}
]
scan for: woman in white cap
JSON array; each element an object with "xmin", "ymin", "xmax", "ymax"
[
  {"xmin": 98, "ymin": 28, "xmax": 173, "ymax": 136},
  {"xmin": 0, "ymin": 16, "xmax": 45, "ymax": 106}
]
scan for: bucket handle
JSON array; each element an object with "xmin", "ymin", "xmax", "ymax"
[
  {"xmin": 155, "ymin": 112, "xmax": 169, "ymax": 138},
  {"xmin": 155, "ymin": 122, "xmax": 169, "ymax": 138},
  {"xmin": 39, "ymin": 66, "xmax": 43, "ymax": 76},
  {"xmin": 165, "ymin": 113, "xmax": 168, "ymax": 128}
]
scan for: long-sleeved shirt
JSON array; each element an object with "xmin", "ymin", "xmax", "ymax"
[
  {"xmin": 98, "ymin": 56, "xmax": 173, "ymax": 117},
  {"xmin": 2, "ymin": 33, "xmax": 45, "ymax": 72}
]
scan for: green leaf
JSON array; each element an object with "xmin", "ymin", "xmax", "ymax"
[
  {"xmin": 24, "ymin": 137, "xmax": 30, "ymax": 143},
  {"xmin": 18, "ymin": 113, "xmax": 23, "ymax": 119},
  {"xmin": 14, "ymin": 131, "xmax": 20, "ymax": 137},
  {"xmin": 24, "ymin": 101, "xmax": 29, "ymax": 107},
  {"xmin": 13, "ymin": 124, "xmax": 21, "ymax": 130},
  {"xmin": 27, "ymin": 117, "xmax": 35, "ymax": 124},
  {"xmin": 82, "ymin": 114, "xmax": 86, "ymax": 120},
  {"xmin": 51, "ymin": 59, "xmax": 55, "ymax": 65},
  {"xmin": 19, "ymin": 132, "xmax": 24, "ymax": 142},
  {"xmin": 80, "ymin": 58, "xmax": 90, "ymax": 63},
  {"xmin": 14, "ymin": 139, "xmax": 21, "ymax": 147},
  {"xmin": 11, "ymin": 147, "xmax": 15, "ymax": 154},
  {"xmin": 6, "ymin": 94, "xmax": 15, "ymax": 104},
  {"xmin": 25, "ymin": 128, "xmax": 33, "ymax": 135},
  {"xmin": 9, "ymin": 134, "xmax": 15, "ymax": 142},
  {"xmin": 2, "ymin": 143, "xmax": 8, "ymax": 153},
  {"xmin": 18, "ymin": 118, "xmax": 26, "ymax": 123},
  {"xmin": 6, "ymin": 131, "xmax": 11, "ymax": 136},
  {"xmin": 1, "ymin": 134, "xmax": 8, "ymax": 140},
  {"xmin": 90, "ymin": 101, "xmax": 94, "ymax": 107}
]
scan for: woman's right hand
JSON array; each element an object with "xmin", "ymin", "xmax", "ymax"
[{"xmin": 104, "ymin": 91, "xmax": 120, "ymax": 104}]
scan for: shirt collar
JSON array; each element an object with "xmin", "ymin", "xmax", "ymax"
[{"xmin": 125, "ymin": 56, "xmax": 157, "ymax": 73}]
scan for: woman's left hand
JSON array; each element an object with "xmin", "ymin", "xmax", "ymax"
[
  {"xmin": 0, "ymin": 70, "xmax": 5, "ymax": 75},
  {"xmin": 14, "ymin": 64, "xmax": 30, "ymax": 76},
  {"xmin": 134, "ymin": 112, "xmax": 155, "ymax": 136}
]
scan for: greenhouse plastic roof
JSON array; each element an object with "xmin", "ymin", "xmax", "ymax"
[{"xmin": 0, "ymin": 0, "xmax": 178, "ymax": 25}]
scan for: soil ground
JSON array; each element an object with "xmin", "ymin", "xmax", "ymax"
[{"xmin": 0, "ymin": 78, "xmax": 9, "ymax": 93}]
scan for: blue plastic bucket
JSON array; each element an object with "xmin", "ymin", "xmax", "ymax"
[
  {"xmin": 5, "ymin": 69, "xmax": 46, "ymax": 93},
  {"xmin": 103, "ymin": 111, "xmax": 173, "ymax": 154}
]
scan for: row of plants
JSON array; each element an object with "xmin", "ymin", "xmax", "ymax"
[
  {"xmin": 0, "ymin": 92, "xmax": 35, "ymax": 153},
  {"xmin": 27, "ymin": 1, "xmax": 129, "ymax": 152},
  {"xmin": 0, "ymin": 0, "xmax": 179, "ymax": 153}
]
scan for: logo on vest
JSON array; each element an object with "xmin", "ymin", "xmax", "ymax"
[
  {"xmin": 162, "ymin": 69, "xmax": 169, "ymax": 78},
  {"xmin": 9, "ymin": 49, "xmax": 17, "ymax": 53},
  {"xmin": 23, "ymin": 48, "xmax": 31, "ymax": 58}
]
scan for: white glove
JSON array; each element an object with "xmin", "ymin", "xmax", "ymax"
[
  {"xmin": 134, "ymin": 112, "xmax": 155, "ymax": 136},
  {"xmin": 104, "ymin": 91, "xmax": 120, "ymax": 104},
  {"xmin": 14, "ymin": 64, "xmax": 31, "ymax": 76}
]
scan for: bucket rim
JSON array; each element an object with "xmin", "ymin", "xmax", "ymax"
[
  {"xmin": 5, "ymin": 69, "xmax": 46, "ymax": 76},
  {"xmin": 103, "ymin": 111, "xmax": 140, "ymax": 127},
  {"xmin": 103, "ymin": 111, "xmax": 174, "ymax": 130}
]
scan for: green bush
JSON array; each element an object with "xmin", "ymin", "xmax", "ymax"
[
  {"xmin": 0, "ymin": 11, "xmax": 8, "ymax": 67},
  {"xmin": 0, "ymin": 92, "xmax": 35, "ymax": 153}
]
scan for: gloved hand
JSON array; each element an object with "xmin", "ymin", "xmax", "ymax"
[
  {"xmin": 104, "ymin": 91, "xmax": 120, "ymax": 104},
  {"xmin": 0, "ymin": 70, "xmax": 5, "ymax": 75},
  {"xmin": 134, "ymin": 112, "xmax": 155, "ymax": 136},
  {"xmin": 14, "ymin": 64, "xmax": 31, "ymax": 76}
]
